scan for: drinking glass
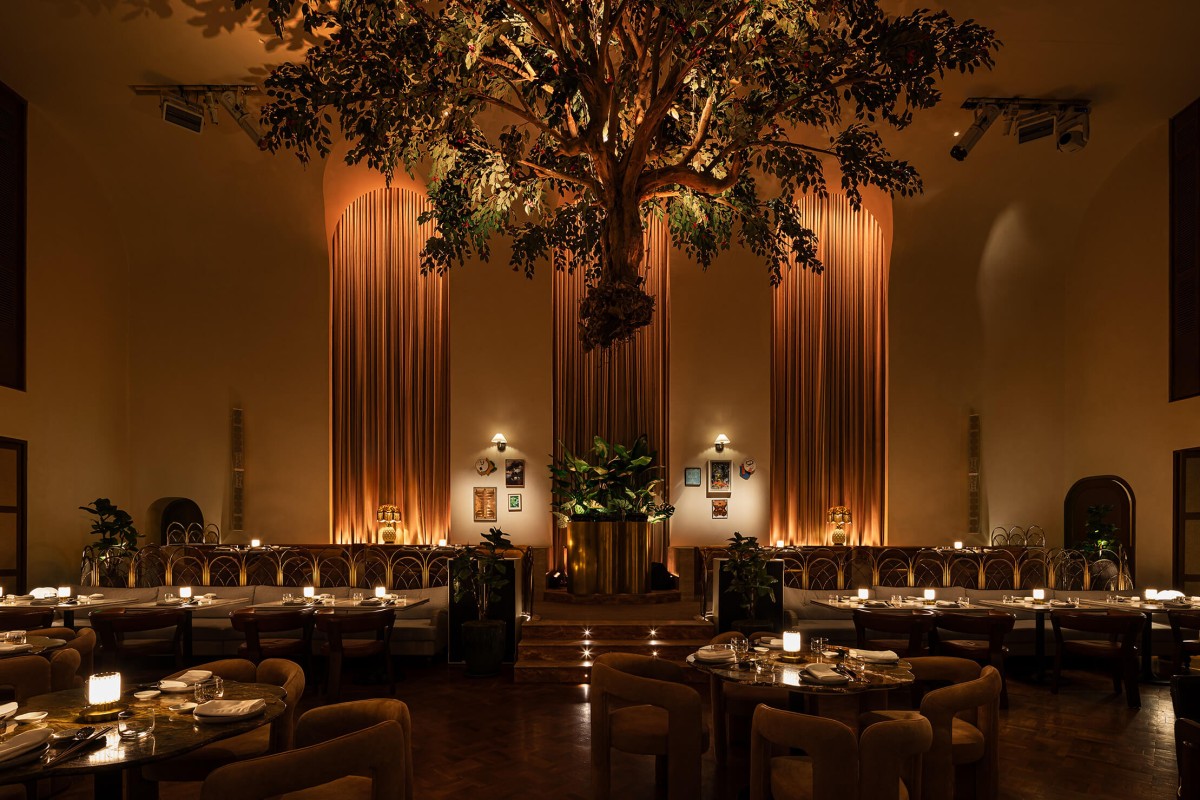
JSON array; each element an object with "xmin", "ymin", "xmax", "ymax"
[
  {"xmin": 195, "ymin": 676, "xmax": 224, "ymax": 703},
  {"xmin": 282, "ymin": 593, "xmax": 294, "ymax": 604},
  {"xmin": 957, "ymin": 596, "xmax": 970, "ymax": 606},
  {"xmin": 118, "ymin": 709, "xmax": 156, "ymax": 740},
  {"xmin": 352, "ymin": 592, "xmax": 363, "ymax": 604},
  {"xmin": 809, "ymin": 636, "xmax": 828, "ymax": 661},
  {"xmin": 7, "ymin": 630, "xmax": 25, "ymax": 644},
  {"xmin": 728, "ymin": 636, "xmax": 749, "ymax": 661},
  {"xmin": 890, "ymin": 594, "xmax": 901, "ymax": 606},
  {"xmin": 163, "ymin": 593, "xmax": 175, "ymax": 604}
]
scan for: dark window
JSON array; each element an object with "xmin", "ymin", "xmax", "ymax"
[
  {"xmin": 0, "ymin": 437, "xmax": 27, "ymax": 593},
  {"xmin": 1175, "ymin": 447, "xmax": 1200, "ymax": 594},
  {"xmin": 1171, "ymin": 98, "xmax": 1200, "ymax": 401},
  {"xmin": 0, "ymin": 81, "xmax": 25, "ymax": 392}
]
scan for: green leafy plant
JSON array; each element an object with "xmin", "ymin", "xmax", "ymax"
[
  {"xmin": 1079, "ymin": 504, "xmax": 1119, "ymax": 554},
  {"xmin": 79, "ymin": 498, "xmax": 142, "ymax": 552},
  {"xmin": 722, "ymin": 531, "xmax": 776, "ymax": 619},
  {"xmin": 234, "ymin": 0, "xmax": 998, "ymax": 349},
  {"xmin": 451, "ymin": 527, "xmax": 514, "ymax": 620},
  {"xmin": 549, "ymin": 434, "xmax": 674, "ymax": 526}
]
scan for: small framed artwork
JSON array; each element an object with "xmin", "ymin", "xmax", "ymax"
[
  {"xmin": 707, "ymin": 460, "xmax": 732, "ymax": 497},
  {"xmin": 508, "ymin": 493, "xmax": 522, "ymax": 512},
  {"xmin": 505, "ymin": 458, "xmax": 526, "ymax": 488},
  {"xmin": 473, "ymin": 487, "xmax": 498, "ymax": 522},
  {"xmin": 683, "ymin": 467, "xmax": 702, "ymax": 487},
  {"xmin": 712, "ymin": 499, "xmax": 729, "ymax": 519}
]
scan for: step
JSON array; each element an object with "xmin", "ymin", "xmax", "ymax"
[
  {"xmin": 519, "ymin": 619, "xmax": 714, "ymax": 641},
  {"xmin": 517, "ymin": 639, "xmax": 710, "ymax": 662},
  {"xmin": 512, "ymin": 659, "xmax": 710, "ymax": 685}
]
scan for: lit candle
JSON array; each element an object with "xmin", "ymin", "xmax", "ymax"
[
  {"xmin": 923, "ymin": 589, "xmax": 936, "ymax": 602},
  {"xmin": 782, "ymin": 630, "xmax": 803, "ymax": 654},
  {"xmin": 1145, "ymin": 588, "xmax": 1158, "ymax": 601},
  {"xmin": 437, "ymin": 538, "xmax": 448, "ymax": 547},
  {"xmin": 250, "ymin": 539, "xmax": 261, "ymax": 548},
  {"xmin": 179, "ymin": 587, "xmax": 192, "ymax": 600},
  {"xmin": 857, "ymin": 588, "xmax": 869, "ymax": 600},
  {"xmin": 775, "ymin": 539, "xmax": 786, "ymax": 548},
  {"xmin": 953, "ymin": 541, "xmax": 964, "ymax": 550},
  {"xmin": 1032, "ymin": 588, "xmax": 1046, "ymax": 601},
  {"xmin": 88, "ymin": 672, "xmax": 121, "ymax": 706},
  {"xmin": 375, "ymin": 586, "xmax": 386, "ymax": 598},
  {"xmin": 302, "ymin": 587, "xmax": 315, "ymax": 599},
  {"xmin": 57, "ymin": 587, "xmax": 71, "ymax": 599}
]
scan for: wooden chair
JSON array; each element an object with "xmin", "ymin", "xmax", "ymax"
[
  {"xmin": 1051, "ymin": 609, "xmax": 1143, "ymax": 708},
  {"xmin": 0, "ymin": 609, "xmax": 54, "ymax": 632},
  {"xmin": 1179, "ymin": 718, "xmax": 1200, "ymax": 800},
  {"xmin": 315, "ymin": 609, "xmax": 394, "ymax": 702},
  {"xmin": 708, "ymin": 631, "xmax": 789, "ymax": 764},
  {"xmin": 141, "ymin": 658, "xmax": 306, "ymax": 785},
  {"xmin": 1169, "ymin": 609, "xmax": 1200, "ymax": 675},
  {"xmin": 199, "ymin": 699, "xmax": 412, "ymax": 800},
  {"xmin": 230, "ymin": 607, "xmax": 315, "ymax": 667},
  {"xmin": 48, "ymin": 647, "xmax": 81, "ymax": 692},
  {"xmin": 862, "ymin": 657, "xmax": 1000, "ymax": 800},
  {"xmin": 750, "ymin": 705, "xmax": 931, "ymax": 800},
  {"xmin": 933, "ymin": 611, "xmax": 1015, "ymax": 707},
  {"xmin": 90, "ymin": 608, "xmax": 185, "ymax": 670},
  {"xmin": 590, "ymin": 653, "xmax": 707, "ymax": 800},
  {"xmin": 853, "ymin": 609, "xmax": 937, "ymax": 657}
]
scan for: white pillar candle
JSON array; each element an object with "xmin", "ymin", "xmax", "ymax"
[
  {"xmin": 857, "ymin": 588, "xmax": 869, "ymax": 600},
  {"xmin": 1144, "ymin": 588, "xmax": 1158, "ymax": 601},
  {"xmin": 88, "ymin": 672, "xmax": 121, "ymax": 706},
  {"xmin": 437, "ymin": 538, "xmax": 448, "ymax": 547},
  {"xmin": 1032, "ymin": 588, "xmax": 1046, "ymax": 601},
  {"xmin": 57, "ymin": 587, "xmax": 71, "ymax": 599},
  {"xmin": 923, "ymin": 589, "xmax": 936, "ymax": 601},
  {"xmin": 375, "ymin": 586, "xmax": 386, "ymax": 598},
  {"xmin": 953, "ymin": 541, "xmax": 964, "ymax": 550},
  {"xmin": 250, "ymin": 539, "xmax": 261, "ymax": 548},
  {"xmin": 302, "ymin": 586, "xmax": 315, "ymax": 599},
  {"xmin": 783, "ymin": 630, "xmax": 803, "ymax": 654},
  {"xmin": 179, "ymin": 587, "xmax": 192, "ymax": 600},
  {"xmin": 775, "ymin": 539, "xmax": 786, "ymax": 548}
]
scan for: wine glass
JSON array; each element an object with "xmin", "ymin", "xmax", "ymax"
[{"xmin": 729, "ymin": 636, "xmax": 749, "ymax": 662}]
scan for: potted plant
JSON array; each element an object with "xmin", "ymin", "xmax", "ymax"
[
  {"xmin": 79, "ymin": 498, "xmax": 143, "ymax": 587},
  {"xmin": 451, "ymin": 527, "xmax": 513, "ymax": 677},
  {"xmin": 550, "ymin": 435, "xmax": 674, "ymax": 595},
  {"xmin": 1079, "ymin": 505, "xmax": 1119, "ymax": 553},
  {"xmin": 722, "ymin": 532, "xmax": 778, "ymax": 635}
]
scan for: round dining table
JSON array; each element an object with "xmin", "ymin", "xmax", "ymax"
[
  {"xmin": 0, "ymin": 680, "xmax": 286, "ymax": 798},
  {"xmin": 0, "ymin": 637, "xmax": 67, "ymax": 659}
]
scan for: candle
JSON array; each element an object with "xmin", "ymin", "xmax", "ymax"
[
  {"xmin": 375, "ymin": 586, "xmax": 386, "ymax": 598},
  {"xmin": 302, "ymin": 587, "xmax": 315, "ymax": 599},
  {"xmin": 923, "ymin": 589, "xmax": 936, "ymax": 602},
  {"xmin": 1145, "ymin": 588, "xmax": 1158, "ymax": 601},
  {"xmin": 250, "ymin": 539, "xmax": 261, "ymax": 548},
  {"xmin": 1032, "ymin": 588, "xmax": 1045, "ymax": 601},
  {"xmin": 88, "ymin": 672, "xmax": 121, "ymax": 706},
  {"xmin": 857, "ymin": 588, "xmax": 869, "ymax": 600},
  {"xmin": 953, "ymin": 541, "xmax": 964, "ymax": 550},
  {"xmin": 179, "ymin": 587, "xmax": 192, "ymax": 600},
  {"xmin": 437, "ymin": 538, "xmax": 448, "ymax": 547},
  {"xmin": 782, "ymin": 630, "xmax": 803, "ymax": 654},
  {"xmin": 57, "ymin": 587, "xmax": 71, "ymax": 599},
  {"xmin": 775, "ymin": 539, "xmax": 786, "ymax": 548}
]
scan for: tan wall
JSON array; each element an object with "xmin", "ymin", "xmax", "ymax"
[{"xmin": 0, "ymin": 107, "xmax": 131, "ymax": 585}]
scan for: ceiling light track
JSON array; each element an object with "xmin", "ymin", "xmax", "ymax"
[
  {"xmin": 130, "ymin": 84, "xmax": 265, "ymax": 146},
  {"xmin": 951, "ymin": 96, "xmax": 1090, "ymax": 161}
]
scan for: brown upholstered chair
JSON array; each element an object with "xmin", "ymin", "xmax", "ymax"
[
  {"xmin": 316, "ymin": 609, "xmax": 394, "ymax": 702},
  {"xmin": 230, "ymin": 607, "xmax": 315, "ymax": 667},
  {"xmin": 90, "ymin": 608, "xmax": 185, "ymax": 670},
  {"xmin": 0, "ymin": 609, "xmax": 54, "ymax": 632},
  {"xmin": 1169, "ymin": 609, "xmax": 1200, "ymax": 675},
  {"xmin": 708, "ymin": 631, "xmax": 789, "ymax": 764},
  {"xmin": 853, "ymin": 609, "xmax": 937, "ymax": 657},
  {"xmin": 1178, "ymin": 718, "xmax": 1200, "ymax": 800},
  {"xmin": 590, "ymin": 652, "xmax": 707, "ymax": 800},
  {"xmin": 1174, "ymin": 674, "xmax": 1200, "ymax": 721},
  {"xmin": 750, "ymin": 705, "xmax": 931, "ymax": 800},
  {"xmin": 933, "ymin": 611, "xmax": 1015, "ymax": 707},
  {"xmin": 26, "ymin": 628, "xmax": 96, "ymax": 685},
  {"xmin": 1051, "ymin": 609, "xmax": 1143, "ymax": 708},
  {"xmin": 0, "ymin": 655, "xmax": 50, "ymax": 704},
  {"xmin": 141, "ymin": 657, "xmax": 306, "ymax": 785},
  {"xmin": 48, "ymin": 647, "xmax": 81, "ymax": 692},
  {"xmin": 199, "ymin": 699, "xmax": 412, "ymax": 800},
  {"xmin": 862, "ymin": 657, "xmax": 1001, "ymax": 800}
]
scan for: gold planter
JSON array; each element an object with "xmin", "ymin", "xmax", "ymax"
[{"xmin": 566, "ymin": 521, "xmax": 652, "ymax": 596}]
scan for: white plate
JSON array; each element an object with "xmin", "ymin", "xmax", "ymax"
[
  {"xmin": 157, "ymin": 681, "xmax": 191, "ymax": 693},
  {"xmin": 0, "ymin": 743, "xmax": 48, "ymax": 768},
  {"xmin": 168, "ymin": 702, "xmax": 197, "ymax": 714},
  {"xmin": 14, "ymin": 712, "xmax": 46, "ymax": 724},
  {"xmin": 133, "ymin": 690, "xmax": 161, "ymax": 700}
]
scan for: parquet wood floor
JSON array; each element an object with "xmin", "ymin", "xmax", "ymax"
[{"xmin": 51, "ymin": 661, "xmax": 1180, "ymax": 799}]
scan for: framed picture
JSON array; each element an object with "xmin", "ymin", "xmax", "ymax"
[
  {"xmin": 508, "ymin": 493, "xmax": 522, "ymax": 512},
  {"xmin": 712, "ymin": 499, "xmax": 729, "ymax": 519},
  {"xmin": 473, "ymin": 487, "xmax": 498, "ymax": 522},
  {"xmin": 683, "ymin": 467, "xmax": 702, "ymax": 487},
  {"xmin": 505, "ymin": 458, "xmax": 526, "ymax": 488},
  {"xmin": 708, "ymin": 460, "xmax": 732, "ymax": 497}
]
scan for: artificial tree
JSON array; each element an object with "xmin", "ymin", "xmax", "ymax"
[{"xmin": 238, "ymin": 0, "xmax": 998, "ymax": 348}]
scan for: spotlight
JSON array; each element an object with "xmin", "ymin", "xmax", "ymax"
[
  {"xmin": 217, "ymin": 89, "xmax": 265, "ymax": 147},
  {"xmin": 950, "ymin": 104, "xmax": 1000, "ymax": 161},
  {"xmin": 1055, "ymin": 107, "xmax": 1089, "ymax": 153}
]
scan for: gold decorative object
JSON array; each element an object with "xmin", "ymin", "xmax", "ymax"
[
  {"xmin": 376, "ymin": 505, "xmax": 400, "ymax": 544},
  {"xmin": 828, "ymin": 506, "xmax": 852, "ymax": 546}
]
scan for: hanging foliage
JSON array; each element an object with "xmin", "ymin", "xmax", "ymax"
[{"xmin": 238, "ymin": 0, "xmax": 998, "ymax": 349}]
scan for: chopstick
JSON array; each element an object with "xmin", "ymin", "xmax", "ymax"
[{"xmin": 43, "ymin": 726, "xmax": 113, "ymax": 768}]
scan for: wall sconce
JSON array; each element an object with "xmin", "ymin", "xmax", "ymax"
[
  {"xmin": 491, "ymin": 433, "xmax": 508, "ymax": 452},
  {"xmin": 827, "ymin": 506, "xmax": 852, "ymax": 546},
  {"xmin": 713, "ymin": 434, "xmax": 730, "ymax": 453}
]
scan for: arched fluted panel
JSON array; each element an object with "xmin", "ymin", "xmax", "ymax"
[
  {"xmin": 771, "ymin": 195, "xmax": 888, "ymax": 546},
  {"xmin": 331, "ymin": 188, "xmax": 450, "ymax": 545},
  {"xmin": 551, "ymin": 217, "xmax": 671, "ymax": 568}
]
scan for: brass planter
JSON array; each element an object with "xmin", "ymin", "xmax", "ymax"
[{"xmin": 565, "ymin": 521, "xmax": 652, "ymax": 596}]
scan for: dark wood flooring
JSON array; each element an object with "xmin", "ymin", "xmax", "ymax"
[{"xmin": 52, "ymin": 659, "xmax": 1179, "ymax": 799}]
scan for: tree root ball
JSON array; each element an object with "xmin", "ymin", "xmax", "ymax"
[{"xmin": 578, "ymin": 279, "xmax": 656, "ymax": 351}]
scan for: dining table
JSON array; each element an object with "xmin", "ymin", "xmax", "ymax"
[
  {"xmin": 0, "ymin": 680, "xmax": 286, "ymax": 798},
  {"xmin": 972, "ymin": 598, "xmax": 1108, "ymax": 682},
  {"xmin": 1, "ymin": 597, "xmax": 128, "ymax": 628},
  {"xmin": 0, "ymin": 637, "xmax": 67, "ymax": 659},
  {"xmin": 124, "ymin": 597, "xmax": 253, "ymax": 660},
  {"xmin": 250, "ymin": 597, "xmax": 431, "ymax": 614},
  {"xmin": 809, "ymin": 597, "xmax": 993, "ymax": 614},
  {"xmin": 1077, "ymin": 597, "xmax": 1180, "ymax": 683}
]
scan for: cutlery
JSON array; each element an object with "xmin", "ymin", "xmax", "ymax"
[
  {"xmin": 51, "ymin": 726, "xmax": 94, "ymax": 745},
  {"xmin": 44, "ymin": 726, "xmax": 113, "ymax": 768}
]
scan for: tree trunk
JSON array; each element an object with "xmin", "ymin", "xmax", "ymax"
[
  {"xmin": 603, "ymin": 194, "xmax": 645, "ymax": 286},
  {"xmin": 578, "ymin": 193, "xmax": 656, "ymax": 351}
]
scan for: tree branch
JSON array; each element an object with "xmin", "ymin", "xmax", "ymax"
[{"xmin": 518, "ymin": 159, "xmax": 601, "ymax": 193}]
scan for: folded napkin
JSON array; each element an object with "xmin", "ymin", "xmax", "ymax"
[
  {"xmin": 801, "ymin": 664, "xmax": 849, "ymax": 684},
  {"xmin": 1166, "ymin": 601, "xmax": 1194, "ymax": 610},
  {"xmin": 29, "ymin": 598, "xmax": 59, "ymax": 606},
  {"xmin": 935, "ymin": 600, "xmax": 961, "ymax": 608},
  {"xmin": 1049, "ymin": 600, "xmax": 1075, "ymax": 608},
  {"xmin": 0, "ymin": 702, "xmax": 17, "ymax": 720},
  {"xmin": 849, "ymin": 648, "xmax": 899, "ymax": 663},
  {"xmin": 863, "ymin": 600, "xmax": 890, "ymax": 608},
  {"xmin": 281, "ymin": 599, "xmax": 309, "ymax": 606},
  {"xmin": 202, "ymin": 593, "xmax": 217, "ymax": 600},
  {"xmin": 693, "ymin": 647, "xmax": 737, "ymax": 662},
  {"xmin": 0, "ymin": 644, "xmax": 32, "ymax": 654},
  {"xmin": 761, "ymin": 638, "xmax": 784, "ymax": 648},
  {"xmin": 88, "ymin": 593, "xmax": 104, "ymax": 600},
  {"xmin": 173, "ymin": 670, "xmax": 213, "ymax": 685},
  {"xmin": 0, "ymin": 729, "xmax": 51, "ymax": 764},
  {"xmin": 194, "ymin": 699, "xmax": 266, "ymax": 718},
  {"xmin": 11, "ymin": 596, "xmax": 32, "ymax": 602},
  {"xmin": 359, "ymin": 598, "xmax": 383, "ymax": 606},
  {"xmin": 29, "ymin": 588, "xmax": 57, "ymax": 600},
  {"xmin": 156, "ymin": 597, "xmax": 184, "ymax": 606}
]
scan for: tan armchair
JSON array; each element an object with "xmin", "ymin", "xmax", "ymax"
[
  {"xmin": 750, "ymin": 706, "xmax": 857, "ymax": 800},
  {"xmin": 0, "ymin": 656, "xmax": 49, "ymax": 703},
  {"xmin": 590, "ymin": 652, "xmax": 707, "ymax": 800},
  {"xmin": 48, "ymin": 647, "xmax": 80, "ymax": 692},
  {"xmin": 708, "ymin": 631, "xmax": 790, "ymax": 764}
]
